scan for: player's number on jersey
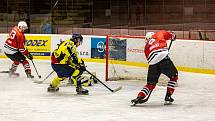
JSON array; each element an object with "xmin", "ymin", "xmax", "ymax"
[{"xmin": 10, "ymin": 30, "xmax": 16, "ymax": 39}]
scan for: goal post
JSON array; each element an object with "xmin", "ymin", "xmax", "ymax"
[{"xmin": 105, "ymin": 34, "xmax": 148, "ymax": 81}]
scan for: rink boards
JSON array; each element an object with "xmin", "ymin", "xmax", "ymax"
[{"xmin": 0, "ymin": 33, "xmax": 214, "ymax": 75}]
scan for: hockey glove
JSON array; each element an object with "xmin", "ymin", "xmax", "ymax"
[
  {"xmin": 171, "ymin": 32, "xmax": 176, "ymax": 41},
  {"xmin": 77, "ymin": 59, "xmax": 86, "ymax": 72},
  {"xmin": 79, "ymin": 65, "xmax": 86, "ymax": 73},
  {"xmin": 27, "ymin": 53, "xmax": 33, "ymax": 60},
  {"xmin": 81, "ymin": 59, "xmax": 84, "ymax": 65},
  {"xmin": 70, "ymin": 53, "xmax": 79, "ymax": 64}
]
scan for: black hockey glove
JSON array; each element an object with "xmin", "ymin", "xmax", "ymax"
[
  {"xmin": 79, "ymin": 65, "xmax": 86, "ymax": 73},
  {"xmin": 27, "ymin": 53, "xmax": 33, "ymax": 60},
  {"xmin": 70, "ymin": 53, "xmax": 78, "ymax": 64},
  {"xmin": 80, "ymin": 59, "xmax": 84, "ymax": 65},
  {"xmin": 77, "ymin": 59, "xmax": 86, "ymax": 72}
]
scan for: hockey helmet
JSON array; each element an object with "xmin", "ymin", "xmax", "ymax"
[
  {"xmin": 145, "ymin": 32, "xmax": 154, "ymax": 40},
  {"xmin": 71, "ymin": 33, "xmax": 83, "ymax": 44},
  {"xmin": 18, "ymin": 21, "xmax": 28, "ymax": 31}
]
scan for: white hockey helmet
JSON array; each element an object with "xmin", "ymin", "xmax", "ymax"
[
  {"xmin": 145, "ymin": 32, "xmax": 155, "ymax": 40},
  {"xmin": 18, "ymin": 21, "xmax": 28, "ymax": 31}
]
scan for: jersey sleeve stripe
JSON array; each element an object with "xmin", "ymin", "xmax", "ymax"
[
  {"xmin": 19, "ymin": 48, "xmax": 26, "ymax": 52},
  {"xmin": 4, "ymin": 43, "xmax": 18, "ymax": 51},
  {"xmin": 148, "ymin": 49, "xmax": 168, "ymax": 61}
]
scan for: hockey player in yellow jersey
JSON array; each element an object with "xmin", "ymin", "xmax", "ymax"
[{"xmin": 47, "ymin": 33, "xmax": 88, "ymax": 94}]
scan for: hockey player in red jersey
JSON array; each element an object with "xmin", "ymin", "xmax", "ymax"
[
  {"xmin": 131, "ymin": 30, "xmax": 178, "ymax": 105},
  {"xmin": 4, "ymin": 21, "xmax": 34, "ymax": 78}
]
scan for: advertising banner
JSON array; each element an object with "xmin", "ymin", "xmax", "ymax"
[
  {"xmin": 126, "ymin": 38, "xmax": 146, "ymax": 63},
  {"xmin": 0, "ymin": 34, "xmax": 8, "ymax": 56},
  {"xmin": 77, "ymin": 35, "xmax": 91, "ymax": 58},
  {"xmin": 109, "ymin": 38, "xmax": 126, "ymax": 61},
  {"xmin": 25, "ymin": 35, "xmax": 51, "ymax": 56},
  {"xmin": 91, "ymin": 37, "xmax": 106, "ymax": 59}
]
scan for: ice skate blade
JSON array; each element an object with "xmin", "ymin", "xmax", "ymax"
[
  {"xmin": 47, "ymin": 87, "xmax": 59, "ymax": 92},
  {"xmin": 130, "ymin": 100, "xmax": 136, "ymax": 106},
  {"xmin": 76, "ymin": 92, "xmax": 89, "ymax": 95},
  {"xmin": 164, "ymin": 101, "xmax": 173, "ymax": 105},
  {"xmin": 130, "ymin": 98, "xmax": 140, "ymax": 106},
  {"xmin": 9, "ymin": 75, "xmax": 20, "ymax": 78},
  {"xmin": 130, "ymin": 102, "xmax": 137, "ymax": 106},
  {"xmin": 47, "ymin": 90, "xmax": 59, "ymax": 93},
  {"xmin": 9, "ymin": 73, "xmax": 20, "ymax": 78}
]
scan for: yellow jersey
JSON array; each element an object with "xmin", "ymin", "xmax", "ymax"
[{"xmin": 51, "ymin": 39, "xmax": 81, "ymax": 67}]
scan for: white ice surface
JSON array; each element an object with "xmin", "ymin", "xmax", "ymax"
[{"xmin": 0, "ymin": 59, "xmax": 215, "ymax": 121}]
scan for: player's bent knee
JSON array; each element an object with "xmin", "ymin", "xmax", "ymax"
[
  {"xmin": 146, "ymin": 83, "xmax": 156, "ymax": 90},
  {"xmin": 72, "ymin": 69, "xmax": 80, "ymax": 77}
]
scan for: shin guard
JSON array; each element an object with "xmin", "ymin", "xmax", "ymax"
[
  {"xmin": 51, "ymin": 77, "xmax": 64, "ymax": 87},
  {"xmin": 167, "ymin": 75, "xmax": 178, "ymax": 95},
  {"xmin": 22, "ymin": 60, "xmax": 31, "ymax": 74},
  {"xmin": 9, "ymin": 61, "xmax": 19, "ymax": 73},
  {"xmin": 138, "ymin": 84, "xmax": 155, "ymax": 98}
]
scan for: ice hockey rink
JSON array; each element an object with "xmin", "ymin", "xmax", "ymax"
[{"xmin": 0, "ymin": 59, "xmax": 215, "ymax": 121}]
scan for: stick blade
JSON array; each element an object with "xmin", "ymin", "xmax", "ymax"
[
  {"xmin": 33, "ymin": 80, "xmax": 44, "ymax": 84},
  {"xmin": 112, "ymin": 86, "xmax": 122, "ymax": 92}
]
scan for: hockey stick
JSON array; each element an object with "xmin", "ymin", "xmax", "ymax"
[
  {"xmin": 168, "ymin": 40, "xmax": 173, "ymax": 51},
  {"xmin": 31, "ymin": 60, "xmax": 42, "ymax": 78},
  {"xmin": 0, "ymin": 70, "xmax": 10, "ymax": 73},
  {"xmin": 0, "ymin": 70, "xmax": 20, "ymax": 76},
  {"xmin": 168, "ymin": 32, "xmax": 176, "ymax": 51},
  {"xmin": 33, "ymin": 70, "xmax": 54, "ymax": 84},
  {"xmin": 85, "ymin": 69, "xmax": 122, "ymax": 92}
]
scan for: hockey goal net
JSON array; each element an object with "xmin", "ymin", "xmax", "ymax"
[
  {"xmin": 105, "ymin": 35, "xmax": 148, "ymax": 81},
  {"xmin": 105, "ymin": 34, "xmax": 173, "ymax": 86}
]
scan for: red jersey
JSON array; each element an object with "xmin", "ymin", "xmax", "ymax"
[
  {"xmin": 4, "ymin": 26, "xmax": 29, "ymax": 55},
  {"xmin": 144, "ymin": 30, "xmax": 174, "ymax": 65}
]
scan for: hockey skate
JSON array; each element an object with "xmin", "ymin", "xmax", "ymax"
[
  {"xmin": 76, "ymin": 86, "xmax": 89, "ymax": 95},
  {"xmin": 9, "ymin": 71, "xmax": 20, "ymax": 78},
  {"xmin": 47, "ymin": 84, "xmax": 59, "ymax": 92},
  {"xmin": 131, "ymin": 91, "xmax": 152, "ymax": 106},
  {"xmin": 25, "ymin": 70, "xmax": 34, "ymax": 79},
  {"xmin": 164, "ymin": 91, "xmax": 174, "ymax": 105},
  {"xmin": 27, "ymin": 73, "xmax": 34, "ymax": 78},
  {"xmin": 8, "ymin": 68, "xmax": 20, "ymax": 78},
  {"xmin": 131, "ymin": 96, "xmax": 147, "ymax": 106}
]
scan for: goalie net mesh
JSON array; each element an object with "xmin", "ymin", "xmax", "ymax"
[
  {"xmin": 105, "ymin": 35, "xmax": 148, "ymax": 81},
  {"xmin": 105, "ymin": 35, "xmax": 169, "ymax": 85}
]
